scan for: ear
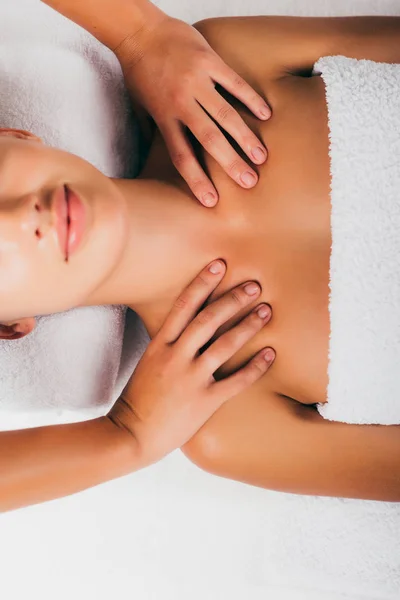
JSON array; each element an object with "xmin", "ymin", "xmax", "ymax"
[
  {"xmin": 0, "ymin": 128, "xmax": 42, "ymax": 143},
  {"xmin": 0, "ymin": 318, "xmax": 36, "ymax": 340}
]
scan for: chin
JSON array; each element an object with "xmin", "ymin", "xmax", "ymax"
[{"xmin": 73, "ymin": 184, "xmax": 128, "ymax": 295}]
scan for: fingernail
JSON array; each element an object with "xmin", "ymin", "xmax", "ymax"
[
  {"xmin": 240, "ymin": 171, "xmax": 257, "ymax": 188},
  {"xmin": 209, "ymin": 260, "xmax": 224, "ymax": 274},
  {"xmin": 257, "ymin": 305, "xmax": 270, "ymax": 319},
  {"xmin": 263, "ymin": 349, "xmax": 275, "ymax": 362},
  {"xmin": 244, "ymin": 283, "xmax": 260, "ymax": 295},
  {"xmin": 260, "ymin": 105, "xmax": 271, "ymax": 119},
  {"xmin": 251, "ymin": 147, "xmax": 267, "ymax": 164},
  {"xmin": 202, "ymin": 192, "xmax": 217, "ymax": 207}
]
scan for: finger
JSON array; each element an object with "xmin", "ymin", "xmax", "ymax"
[
  {"xmin": 176, "ymin": 281, "xmax": 261, "ymax": 358},
  {"xmin": 197, "ymin": 304, "xmax": 271, "ymax": 374},
  {"xmin": 211, "ymin": 61, "xmax": 271, "ymax": 121},
  {"xmin": 158, "ymin": 260, "xmax": 226, "ymax": 344},
  {"xmin": 159, "ymin": 119, "xmax": 219, "ymax": 207},
  {"xmin": 185, "ymin": 105, "xmax": 260, "ymax": 190},
  {"xmin": 208, "ymin": 348, "xmax": 275, "ymax": 407},
  {"xmin": 198, "ymin": 89, "xmax": 267, "ymax": 166}
]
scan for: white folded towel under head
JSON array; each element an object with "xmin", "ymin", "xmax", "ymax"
[
  {"xmin": 0, "ymin": 1, "xmax": 149, "ymax": 429},
  {"xmin": 314, "ymin": 55, "xmax": 400, "ymax": 425}
]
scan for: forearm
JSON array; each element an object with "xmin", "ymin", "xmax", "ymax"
[
  {"xmin": 41, "ymin": 0, "xmax": 166, "ymax": 51},
  {"xmin": 0, "ymin": 416, "xmax": 139, "ymax": 513}
]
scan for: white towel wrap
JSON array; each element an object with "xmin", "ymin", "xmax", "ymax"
[{"xmin": 314, "ymin": 55, "xmax": 400, "ymax": 425}]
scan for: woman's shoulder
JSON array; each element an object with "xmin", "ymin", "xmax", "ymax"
[
  {"xmin": 193, "ymin": 16, "xmax": 292, "ymax": 86},
  {"xmin": 195, "ymin": 15, "xmax": 400, "ymax": 80}
]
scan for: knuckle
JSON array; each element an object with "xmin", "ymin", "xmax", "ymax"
[
  {"xmin": 201, "ymin": 129, "xmax": 218, "ymax": 149},
  {"xmin": 171, "ymin": 87, "xmax": 187, "ymax": 110},
  {"xmin": 216, "ymin": 104, "xmax": 234, "ymax": 124},
  {"xmin": 251, "ymin": 357, "xmax": 268, "ymax": 375},
  {"xmin": 245, "ymin": 133, "xmax": 261, "ymax": 148},
  {"xmin": 233, "ymin": 75, "xmax": 246, "ymax": 89},
  {"xmin": 239, "ymin": 360, "xmax": 266, "ymax": 385},
  {"xmin": 226, "ymin": 159, "xmax": 243, "ymax": 178},
  {"xmin": 232, "ymin": 369, "xmax": 254, "ymax": 390},
  {"xmin": 174, "ymin": 294, "xmax": 188, "ymax": 310},
  {"xmin": 170, "ymin": 150, "xmax": 190, "ymax": 171},
  {"xmin": 199, "ymin": 351, "xmax": 218, "ymax": 374},
  {"xmin": 195, "ymin": 308, "xmax": 215, "ymax": 326},
  {"xmin": 194, "ymin": 273, "xmax": 210, "ymax": 290},
  {"xmin": 221, "ymin": 328, "xmax": 245, "ymax": 351},
  {"xmin": 238, "ymin": 370, "xmax": 257, "ymax": 388},
  {"xmin": 176, "ymin": 274, "xmax": 210, "ymax": 308},
  {"xmin": 159, "ymin": 349, "xmax": 175, "ymax": 368},
  {"xmin": 190, "ymin": 179, "xmax": 208, "ymax": 197},
  {"xmin": 182, "ymin": 65, "xmax": 197, "ymax": 83},
  {"xmin": 230, "ymin": 289, "xmax": 245, "ymax": 306},
  {"xmin": 198, "ymin": 49, "xmax": 212, "ymax": 70}
]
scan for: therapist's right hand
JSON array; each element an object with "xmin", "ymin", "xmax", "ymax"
[{"xmin": 107, "ymin": 260, "xmax": 275, "ymax": 466}]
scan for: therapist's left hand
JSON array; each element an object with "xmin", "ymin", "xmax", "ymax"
[{"xmin": 114, "ymin": 16, "xmax": 271, "ymax": 207}]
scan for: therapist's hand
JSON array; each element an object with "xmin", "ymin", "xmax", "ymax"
[
  {"xmin": 114, "ymin": 16, "xmax": 271, "ymax": 207},
  {"xmin": 107, "ymin": 260, "xmax": 275, "ymax": 466}
]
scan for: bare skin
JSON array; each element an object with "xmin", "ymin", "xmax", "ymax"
[
  {"xmin": 128, "ymin": 16, "xmax": 400, "ymax": 499},
  {"xmin": 138, "ymin": 16, "xmax": 400, "ymax": 405},
  {"xmin": 2, "ymin": 17, "xmax": 400, "ymax": 504},
  {"xmin": 139, "ymin": 59, "xmax": 331, "ymax": 407}
]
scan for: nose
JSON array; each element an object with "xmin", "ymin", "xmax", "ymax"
[{"xmin": 0, "ymin": 194, "xmax": 51, "ymax": 242}]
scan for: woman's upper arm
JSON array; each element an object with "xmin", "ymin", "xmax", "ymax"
[
  {"xmin": 182, "ymin": 382, "xmax": 400, "ymax": 502},
  {"xmin": 194, "ymin": 16, "xmax": 400, "ymax": 80}
]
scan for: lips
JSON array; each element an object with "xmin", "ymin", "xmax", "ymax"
[{"xmin": 54, "ymin": 185, "xmax": 87, "ymax": 261}]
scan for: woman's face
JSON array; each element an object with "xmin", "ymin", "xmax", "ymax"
[{"xmin": 0, "ymin": 129, "xmax": 128, "ymax": 323}]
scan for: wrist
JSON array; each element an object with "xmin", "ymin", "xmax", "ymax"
[
  {"xmin": 101, "ymin": 415, "xmax": 148, "ymax": 473},
  {"xmin": 112, "ymin": 4, "xmax": 170, "ymax": 68},
  {"xmin": 106, "ymin": 408, "xmax": 163, "ymax": 470},
  {"xmin": 42, "ymin": 0, "xmax": 167, "ymax": 55}
]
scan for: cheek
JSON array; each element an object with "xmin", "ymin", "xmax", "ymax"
[
  {"xmin": 0, "ymin": 249, "xmax": 86, "ymax": 319},
  {"xmin": 0, "ymin": 251, "xmax": 29, "ymax": 294}
]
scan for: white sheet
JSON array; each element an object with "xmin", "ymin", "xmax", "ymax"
[{"xmin": 1, "ymin": 2, "xmax": 400, "ymax": 600}]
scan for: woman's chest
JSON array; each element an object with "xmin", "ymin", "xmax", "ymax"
[
  {"xmin": 207, "ymin": 77, "xmax": 333, "ymax": 404},
  {"xmin": 210, "ymin": 230, "xmax": 331, "ymax": 405},
  {"xmin": 142, "ymin": 76, "xmax": 333, "ymax": 404}
]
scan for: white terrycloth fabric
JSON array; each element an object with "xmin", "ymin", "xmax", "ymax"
[
  {"xmin": 314, "ymin": 55, "xmax": 400, "ymax": 425},
  {"xmin": 0, "ymin": 0, "xmax": 149, "ymax": 429}
]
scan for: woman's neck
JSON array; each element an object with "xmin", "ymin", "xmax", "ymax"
[{"xmin": 85, "ymin": 176, "xmax": 228, "ymax": 323}]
